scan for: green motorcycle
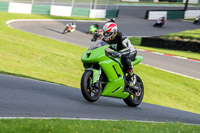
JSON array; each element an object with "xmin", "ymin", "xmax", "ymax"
[
  {"xmin": 81, "ymin": 41, "xmax": 144, "ymax": 107},
  {"xmin": 88, "ymin": 24, "xmax": 98, "ymax": 34}
]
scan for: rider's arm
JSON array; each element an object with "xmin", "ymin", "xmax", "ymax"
[
  {"xmin": 119, "ymin": 35, "xmax": 131, "ymax": 56},
  {"xmin": 119, "ymin": 34, "xmax": 136, "ymax": 55},
  {"xmin": 109, "ymin": 36, "xmax": 131, "ymax": 58}
]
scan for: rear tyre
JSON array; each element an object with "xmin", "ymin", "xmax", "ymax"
[
  {"xmin": 81, "ymin": 71, "xmax": 102, "ymax": 102},
  {"xmin": 123, "ymin": 75, "xmax": 144, "ymax": 107},
  {"xmin": 193, "ymin": 21, "xmax": 197, "ymax": 24}
]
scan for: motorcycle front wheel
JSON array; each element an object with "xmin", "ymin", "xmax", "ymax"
[
  {"xmin": 123, "ymin": 75, "xmax": 144, "ymax": 107},
  {"xmin": 81, "ymin": 71, "xmax": 102, "ymax": 102},
  {"xmin": 62, "ymin": 27, "xmax": 67, "ymax": 34}
]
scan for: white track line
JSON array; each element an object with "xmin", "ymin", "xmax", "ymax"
[
  {"xmin": 6, "ymin": 19, "xmax": 106, "ymax": 25},
  {"xmin": 137, "ymin": 49, "xmax": 200, "ymax": 63},
  {"xmin": 141, "ymin": 63, "xmax": 200, "ymax": 81},
  {"xmin": 6, "ymin": 19, "xmax": 106, "ymax": 29},
  {"xmin": 0, "ymin": 117, "xmax": 199, "ymax": 125}
]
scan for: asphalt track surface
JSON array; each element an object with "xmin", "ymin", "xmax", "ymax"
[
  {"xmin": 1, "ymin": 74, "xmax": 200, "ymax": 124},
  {"xmin": 2, "ymin": 6, "xmax": 200, "ymax": 124}
]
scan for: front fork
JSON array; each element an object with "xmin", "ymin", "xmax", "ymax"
[
  {"xmin": 92, "ymin": 68, "xmax": 101, "ymax": 84},
  {"xmin": 85, "ymin": 68, "xmax": 101, "ymax": 88}
]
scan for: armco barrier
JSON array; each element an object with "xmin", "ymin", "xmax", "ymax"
[
  {"xmin": 121, "ymin": 0, "xmax": 139, "ymax": 2},
  {"xmin": 167, "ymin": 10, "xmax": 184, "ymax": 19},
  {"xmin": 140, "ymin": 0, "xmax": 153, "ymax": 2},
  {"xmin": 50, "ymin": 5, "xmax": 72, "ymax": 16},
  {"xmin": 185, "ymin": 10, "xmax": 200, "ymax": 19},
  {"xmin": 141, "ymin": 37, "xmax": 200, "ymax": 53},
  {"xmin": 8, "ymin": 3, "xmax": 32, "ymax": 14},
  {"xmin": 32, "ymin": 4, "xmax": 51, "ymax": 15},
  {"xmin": 122, "ymin": 0, "xmax": 198, "ymax": 3},
  {"xmin": 71, "ymin": 7, "xmax": 90, "ymax": 17},
  {"xmin": 183, "ymin": 0, "xmax": 198, "ymax": 4},
  {"xmin": 121, "ymin": 0, "xmax": 155, "ymax": 2},
  {"xmin": 148, "ymin": 11, "xmax": 167, "ymax": 20},
  {"xmin": 146, "ymin": 10, "xmax": 185, "ymax": 20},
  {"xmin": 106, "ymin": 9, "xmax": 119, "ymax": 18},
  {"xmin": 89, "ymin": 9, "xmax": 106, "ymax": 18},
  {"xmin": 0, "ymin": 1, "xmax": 9, "ymax": 12},
  {"xmin": 0, "ymin": 2, "xmax": 118, "ymax": 18}
]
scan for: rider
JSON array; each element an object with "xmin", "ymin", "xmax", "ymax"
[
  {"xmin": 107, "ymin": 18, "xmax": 115, "ymax": 23},
  {"xmin": 158, "ymin": 17, "xmax": 165, "ymax": 24},
  {"xmin": 71, "ymin": 22, "xmax": 76, "ymax": 32},
  {"xmin": 102, "ymin": 22, "xmax": 138, "ymax": 90},
  {"xmin": 94, "ymin": 23, "xmax": 99, "ymax": 29}
]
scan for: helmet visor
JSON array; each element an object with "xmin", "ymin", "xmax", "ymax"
[{"xmin": 103, "ymin": 32, "xmax": 112, "ymax": 37}]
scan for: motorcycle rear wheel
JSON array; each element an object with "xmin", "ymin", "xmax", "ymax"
[
  {"xmin": 193, "ymin": 21, "xmax": 197, "ymax": 24},
  {"xmin": 123, "ymin": 75, "xmax": 144, "ymax": 107},
  {"xmin": 81, "ymin": 71, "xmax": 102, "ymax": 102}
]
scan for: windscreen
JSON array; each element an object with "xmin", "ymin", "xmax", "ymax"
[{"xmin": 88, "ymin": 41, "xmax": 108, "ymax": 50}]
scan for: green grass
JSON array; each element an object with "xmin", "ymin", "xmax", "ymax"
[
  {"xmin": 163, "ymin": 29, "xmax": 200, "ymax": 41},
  {"xmin": 134, "ymin": 64, "xmax": 200, "ymax": 114},
  {"xmin": 129, "ymin": 37, "xmax": 141, "ymax": 46},
  {"xmin": 0, "ymin": 12, "xmax": 101, "ymax": 88},
  {"xmin": 0, "ymin": 119, "xmax": 199, "ymax": 133},
  {"xmin": 129, "ymin": 37, "xmax": 200, "ymax": 60},
  {"xmin": 0, "ymin": 12, "xmax": 200, "ymax": 114},
  {"xmin": 0, "ymin": 12, "xmax": 89, "ymax": 88}
]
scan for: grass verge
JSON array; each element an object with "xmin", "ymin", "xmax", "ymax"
[
  {"xmin": 0, "ymin": 12, "xmax": 200, "ymax": 114},
  {"xmin": 134, "ymin": 64, "xmax": 200, "ymax": 114},
  {"xmin": 162, "ymin": 29, "xmax": 200, "ymax": 42},
  {"xmin": 0, "ymin": 119, "xmax": 199, "ymax": 133}
]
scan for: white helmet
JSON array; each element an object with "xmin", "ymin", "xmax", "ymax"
[{"xmin": 103, "ymin": 22, "xmax": 117, "ymax": 42}]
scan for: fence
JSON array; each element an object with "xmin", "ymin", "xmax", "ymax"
[
  {"xmin": 0, "ymin": 0, "xmax": 120, "ymax": 18},
  {"xmin": 142, "ymin": 0, "xmax": 200, "ymax": 20},
  {"xmin": 2, "ymin": 0, "xmax": 119, "ymax": 9}
]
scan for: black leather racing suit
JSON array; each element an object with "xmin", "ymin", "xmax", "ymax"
[{"xmin": 103, "ymin": 31, "xmax": 137, "ymax": 72}]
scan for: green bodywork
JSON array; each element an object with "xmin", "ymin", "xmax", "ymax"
[
  {"xmin": 81, "ymin": 44, "xmax": 143, "ymax": 99},
  {"xmin": 89, "ymin": 25, "xmax": 97, "ymax": 34}
]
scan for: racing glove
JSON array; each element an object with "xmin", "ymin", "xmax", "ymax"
[{"xmin": 111, "ymin": 52, "xmax": 122, "ymax": 58}]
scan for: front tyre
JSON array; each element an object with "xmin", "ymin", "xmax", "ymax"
[
  {"xmin": 123, "ymin": 75, "xmax": 144, "ymax": 107},
  {"xmin": 81, "ymin": 71, "xmax": 102, "ymax": 102}
]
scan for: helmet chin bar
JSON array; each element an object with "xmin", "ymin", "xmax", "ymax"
[{"xmin": 103, "ymin": 31, "xmax": 116, "ymax": 42}]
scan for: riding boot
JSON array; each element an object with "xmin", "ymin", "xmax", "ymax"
[{"xmin": 127, "ymin": 69, "xmax": 139, "ymax": 92}]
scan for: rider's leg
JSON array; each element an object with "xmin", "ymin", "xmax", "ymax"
[
  {"xmin": 71, "ymin": 28, "xmax": 75, "ymax": 32},
  {"xmin": 121, "ymin": 54, "xmax": 135, "ymax": 86},
  {"xmin": 121, "ymin": 52, "xmax": 138, "ymax": 91}
]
